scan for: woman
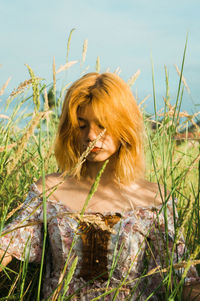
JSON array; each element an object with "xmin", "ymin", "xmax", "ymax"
[{"xmin": 0, "ymin": 72, "xmax": 199, "ymax": 300}]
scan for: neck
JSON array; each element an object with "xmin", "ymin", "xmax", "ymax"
[{"xmin": 84, "ymin": 156, "xmax": 117, "ymax": 185}]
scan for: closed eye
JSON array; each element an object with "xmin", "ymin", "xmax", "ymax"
[
  {"xmin": 79, "ymin": 125, "xmax": 86, "ymax": 129},
  {"xmin": 78, "ymin": 117, "xmax": 87, "ymax": 129},
  {"xmin": 97, "ymin": 123, "xmax": 104, "ymax": 130}
]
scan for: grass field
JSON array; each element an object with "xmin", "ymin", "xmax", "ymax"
[{"xmin": 0, "ymin": 36, "xmax": 199, "ymax": 300}]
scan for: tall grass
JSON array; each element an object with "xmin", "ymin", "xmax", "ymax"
[{"xmin": 0, "ymin": 34, "xmax": 199, "ymax": 300}]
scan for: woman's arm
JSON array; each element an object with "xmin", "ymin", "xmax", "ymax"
[
  {"xmin": 0, "ymin": 184, "xmax": 43, "ymax": 263},
  {"xmin": 0, "ymin": 249, "xmax": 12, "ymax": 271}
]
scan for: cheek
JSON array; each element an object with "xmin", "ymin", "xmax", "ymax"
[
  {"xmin": 76, "ymin": 132, "xmax": 86, "ymax": 151},
  {"xmin": 106, "ymin": 136, "xmax": 120, "ymax": 152},
  {"xmin": 78, "ymin": 130, "xmax": 86, "ymax": 141}
]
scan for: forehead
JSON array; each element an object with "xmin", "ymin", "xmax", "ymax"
[{"xmin": 77, "ymin": 105, "xmax": 97, "ymax": 120}]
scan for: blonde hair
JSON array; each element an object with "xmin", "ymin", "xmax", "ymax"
[{"xmin": 55, "ymin": 72, "xmax": 145, "ymax": 184}]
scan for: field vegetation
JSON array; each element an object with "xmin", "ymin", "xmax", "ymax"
[{"xmin": 0, "ymin": 34, "xmax": 199, "ymax": 300}]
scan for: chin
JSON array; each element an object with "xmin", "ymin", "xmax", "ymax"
[
  {"xmin": 87, "ymin": 154, "xmax": 110, "ymax": 162},
  {"xmin": 87, "ymin": 157, "xmax": 108, "ymax": 163}
]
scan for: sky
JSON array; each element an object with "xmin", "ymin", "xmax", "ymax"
[{"xmin": 0, "ymin": 0, "xmax": 200, "ymax": 115}]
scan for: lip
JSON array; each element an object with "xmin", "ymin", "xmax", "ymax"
[{"xmin": 90, "ymin": 147, "xmax": 101, "ymax": 153}]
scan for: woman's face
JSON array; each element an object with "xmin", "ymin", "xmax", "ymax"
[{"xmin": 77, "ymin": 105, "xmax": 120, "ymax": 162}]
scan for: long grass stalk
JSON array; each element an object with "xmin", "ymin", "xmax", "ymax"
[
  {"xmin": 80, "ymin": 159, "xmax": 109, "ymax": 215},
  {"xmin": 66, "ymin": 28, "xmax": 75, "ymax": 63},
  {"xmin": 25, "ymin": 64, "xmax": 41, "ymax": 111},
  {"xmin": 151, "ymin": 55, "xmax": 157, "ymax": 126},
  {"xmin": 172, "ymin": 34, "xmax": 188, "ymax": 128},
  {"xmin": 19, "ymin": 238, "xmax": 31, "ymax": 300},
  {"xmin": 37, "ymin": 121, "xmax": 47, "ymax": 301},
  {"xmin": 47, "ymin": 159, "xmax": 109, "ymax": 300},
  {"xmin": 58, "ymin": 256, "xmax": 78, "ymax": 301}
]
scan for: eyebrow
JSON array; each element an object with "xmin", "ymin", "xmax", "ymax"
[
  {"xmin": 77, "ymin": 116, "xmax": 101, "ymax": 124},
  {"xmin": 77, "ymin": 117, "xmax": 86, "ymax": 121}
]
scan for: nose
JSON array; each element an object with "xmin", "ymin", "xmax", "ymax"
[{"xmin": 87, "ymin": 125, "xmax": 99, "ymax": 142}]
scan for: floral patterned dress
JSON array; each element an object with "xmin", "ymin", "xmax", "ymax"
[{"xmin": 0, "ymin": 183, "xmax": 199, "ymax": 300}]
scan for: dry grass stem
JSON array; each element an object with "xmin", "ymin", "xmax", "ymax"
[
  {"xmin": 139, "ymin": 94, "xmax": 151, "ymax": 108},
  {"xmin": 82, "ymin": 39, "xmax": 88, "ymax": 63},
  {"xmin": 65, "ymin": 128, "xmax": 106, "ymax": 177},
  {"xmin": 43, "ymin": 88, "xmax": 49, "ymax": 112},
  {"xmin": 53, "ymin": 56, "xmax": 56, "ymax": 94},
  {"xmin": 6, "ymin": 272, "xmax": 20, "ymax": 297},
  {"xmin": 6, "ymin": 111, "xmax": 49, "ymax": 175},
  {"xmin": 174, "ymin": 64, "xmax": 190, "ymax": 94},
  {"xmin": 127, "ymin": 69, "xmax": 141, "ymax": 87},
  {"xmin": 56, "ymin": 61, "xmax": 78, "ymax": 74},
  {"xmin": 5, "ymin": 202, "xmax": 25, "ymax": 221},
  {"xmin": 81, "ymin": 286, "xmax": 130, "ymax": 296},
  {"xmin": 157, "ymin": 107, "xmax": 200, "ymax": 133},
  {"xmin": 0, "ymin": 114, "xmax": 9, "ymax": 120},
  {"xmin": 80, "ymin": 259, "xmax": 200, "ymax": 297},
  {"xmin": 35, "ymin": 129, "xmax": 107, "ymax": 200},
  {"xmin": 146, "ymin": 259, "xmax": 200, "ymax": 276},
  {"xmin": 2, "ymin": 131, "xmax": 107, "ymax": 220},
  {"xmin": 62, "ymin": 82, "xmax": 72, "ymax": 94},
  {"xmin": 185, "ymin": 153, "xmax": 200, "ymax": 175},
  {"xmin": 1, "ymin": 221, "xmax": 43, "ymax": 236},
  {"xmin": 96, "ymin": 56, "xmax": 100, "ymax": 73},
  {"xmin": 114, "ymin": 67, "xmax": 121, "ymax": 75},
  {"xmin": 0, "ymin": 77, "xmax": 12, "ymax": 96},
  {"xmin": 66, "ymin": 28, "xmax": 76, "ymax": 63},
  {"xmin": 51, "ymin": 254, "xmax": 76, "ymax": 301},
  {"xmin": 0, "ymin": 143, "xmax": 17, "ymax": 153},
  {"xmin": 9, "ymin": 79, "xmax": 33, "ymax": 98},
  {"xmin": 25, "ymin": 64, "xmax": 41, "ymax": 110},
  {"xmin": 190, "ymin": 117, "xmax": 200, "ymax": 131}
]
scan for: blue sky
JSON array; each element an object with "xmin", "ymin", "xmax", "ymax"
[{"xmin": 0, "ymin": 0, "xmax": 200, "ymax": 114}]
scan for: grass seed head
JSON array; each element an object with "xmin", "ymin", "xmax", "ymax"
[
  {"xmin": 9, "ymin": 79, "xmax": 33, "ymax": 98},
  {"xmin": 6, "ymin": 111, "xmax": 48, "ymax": 175},
  {"xmin": 82, "ymin": 39, "xmax": 88, "ymax": 63},
  {"xmin": 0, "ymin": 77, "xmax": 12, "ymax": 96},
  {"xmin": 127, "ymin": 69, "xmax": 141, "ymax": 87}
]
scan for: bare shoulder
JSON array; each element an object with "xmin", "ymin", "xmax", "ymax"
[
  {"xmin": 135, "ymin": 178, "xmax": 166, "ymax": 194},
  {"xmin": 124, "ymin": 178, "xmax": 169, "ymax": 207},
  {"xmin": 35, "ymin": 173, "xmax": 64, "ymax": 193}
]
